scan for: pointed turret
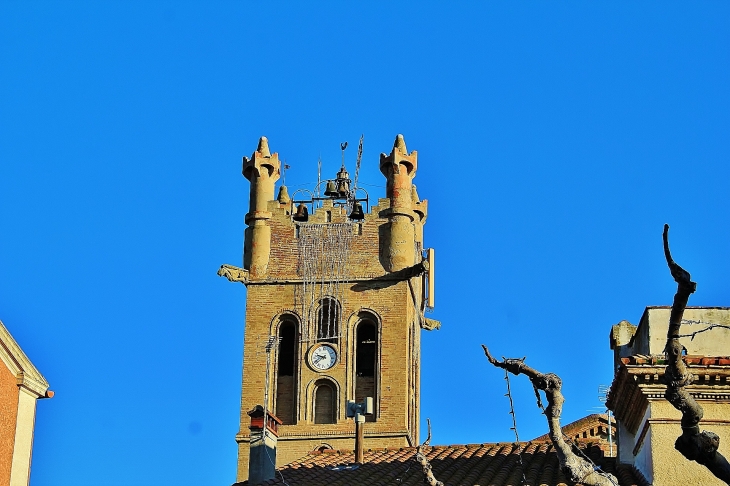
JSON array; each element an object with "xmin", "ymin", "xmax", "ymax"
[
  {"xmin": 379, "ymin": 134, "xmax": 419, "ymax": 272},
  {"xmin": 257, "ymin": 136, "xmax": 271, "ymax": 157},
  {"xmin": 393, "ymin": 134, "xmax": 407, "ymax": 154},
  {"xmin": 241, "ymin": 136, "xmax": 281, "ymax": 278},
  {"xmin": 379, "ymin": 134, "xmax": 417, "ymax": 184}
]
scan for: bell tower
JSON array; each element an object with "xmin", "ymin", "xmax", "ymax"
[{"xmin": 219, "ymin": 135, "xmax": 438, "ymax": 483}]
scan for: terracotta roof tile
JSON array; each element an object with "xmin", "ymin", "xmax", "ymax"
[
  {"xmin": 531, "ymin": 413, "xmax": 616, "ymax": 444},
  {"xmin": 237, "ymin": 441, "xmax": 647, "ymax": 486},
  {"xmin": 620, "ymin": 355, "xmax": 730, "ymax": 366}
]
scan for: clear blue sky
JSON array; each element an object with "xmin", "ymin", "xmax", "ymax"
[{"xmin": 1, "ymin": 3, "xmax": 729, "ymax": 485}]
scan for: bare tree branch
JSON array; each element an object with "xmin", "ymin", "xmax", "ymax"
[
  {"xmin": 415, "ymin": 418, "xmax": 444, "ymax": 486},
  {"xmin": 482, "ymin": 345, "xmax": 617, "ymax": 486},
  {"xmin": 662, "ymin": 224, "xmax": 730, "ymax": 483},
  {"xmin": 677, "ymin": 323, "xmax": 730, "ymax": 340}
]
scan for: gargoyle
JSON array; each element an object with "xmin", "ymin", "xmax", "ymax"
[{"xmin": 217, "ymin": 264, "xmax": 248, "ymax": 284}]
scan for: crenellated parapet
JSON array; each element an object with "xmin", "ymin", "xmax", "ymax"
[{"xmin": 229, "ymin": 135, "xmax": 430, "ymax": 280}]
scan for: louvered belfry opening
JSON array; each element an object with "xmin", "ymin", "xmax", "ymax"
[
  {"xmin": 316, "ymin": 297, "xmax": 340, "ymax": 344},
  {"xmin": 313, "ymin": 380, "xmax": 336, "ymax": 424},
  {"xmin": 276, "ymin": 319, "xmax": 298, "ymax": 425},
  {"xmin": 355, "ymin": 319, "xmax": 377, "ymax": 422}
]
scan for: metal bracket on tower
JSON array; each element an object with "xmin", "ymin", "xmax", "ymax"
[
  {"xmin": 346, "ymin": 397, "xmax": 374, "ymax": 420},
  {"xmin": 347, "ymin": 397, "xmax": 373, "ymax": 464}
]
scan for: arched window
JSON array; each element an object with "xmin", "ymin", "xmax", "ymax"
[
  {"xmin": 316, "ymin": 298, "xmax": 340, "ymax": 343},
  {"xmin": 355, "ymin": 317, "xmax": 377, "ymax": 422},
  {"xmin": 275, "ymin": 319, "xmax": 298, "ymax": 425},
  {"xmin": 313, "ymin": 380, "xmax": 336, "ymax": 424}
]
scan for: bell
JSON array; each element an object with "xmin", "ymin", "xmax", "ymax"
[
  {"xmin": 293, "ymin": 203, "xmax": 309, "ymax": 222},
  {"xmin": 349, "ymin": 201, "xmax": 364, "ymax": 221},
  {"xmin": 324, "ymin": 180, "xmax": 338, "ymax": 197},
  {"xmin": 337, "ymin": 180, "xmax": 350, "ymax": 197}
]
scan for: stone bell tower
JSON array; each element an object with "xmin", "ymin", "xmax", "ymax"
[{"xmin": 219, "ymin": 135, "xmax": 438, "ymax": 483}]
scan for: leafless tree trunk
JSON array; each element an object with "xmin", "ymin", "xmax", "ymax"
[
  {"xmin": 482, "ymin": 346, "xmax": 617, "ymax": 486},
  {"xmin": 662, "ymin": 224, "xmax": 730, "ymax": 484}
]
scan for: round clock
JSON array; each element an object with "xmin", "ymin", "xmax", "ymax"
[{"xmin": 310, "ymin": 344, "xmax": 337, "ymax": 371}]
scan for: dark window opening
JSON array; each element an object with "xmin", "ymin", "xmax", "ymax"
[
  {"xmin": 276, "ymin": 320, "xmax": 297, "ymax": 425},
  {"xmin": 278, "ymin": 322, "xmax": 296, "ymax": 376},
  {"xmin": 355, "ymin": 319, "xmax": 377, "ymax": 422},
  {"xmin": 356, "ymin": 322, "xmax": 376, "ymax": 377}
]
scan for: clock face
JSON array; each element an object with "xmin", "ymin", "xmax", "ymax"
[{"xmin": 310, "ymin": 344, "xmax": 337, "ymax": 371}]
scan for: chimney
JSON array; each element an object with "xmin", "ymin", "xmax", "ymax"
[{"xmin": 248, "ymin": 405, "xmax": 282, "ymax": 485}]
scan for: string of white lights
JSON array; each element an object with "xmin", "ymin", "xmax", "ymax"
[{"xmin": 296, "ymin": 223, "xmax": 353, "ymax": 342}]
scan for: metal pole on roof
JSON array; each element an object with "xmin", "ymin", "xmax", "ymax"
[
  {"xmin": 355, "ymin": 414, "xmax": 364, "ymax": 464},
  {"xmin": 607, "ymin": 410, "xmax": 614, "ymax": 457},
  {"xmin": 263, "ymin": 336, "xmax": 278, "ymax": 444}
]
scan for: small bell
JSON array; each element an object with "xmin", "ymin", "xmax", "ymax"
[
  {"xmin": 324, "ymin": 180, "xmax": 338, "ymax": 197},
  {"xmin": 348, "ymin": 201, "xmax": 364, "ymax": 221},
  {"xmin": 293, "ymin": 203, "xmax": 309, "ymax": 222},
  {"xmin": 337, "ymin": 180, "xmax": 350, "ymax": 197}
]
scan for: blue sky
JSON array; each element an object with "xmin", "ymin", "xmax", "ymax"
[{"xmin": 1, "ymin": 3, "xmax": 729, "ymax": 485}]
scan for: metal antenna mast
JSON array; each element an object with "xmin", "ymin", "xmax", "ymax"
[
  {"xmin": 316, "ymin": 155, "xmax": 322, "ymax": 200},
  {"xmin": 263, "ymin": 336, "xmax": 280, "ymax": 435},
  {"xmin": 353, "ymin": 134, "xmax": 363, "ymax": 193},
  {"xmin": 282, "ymin": 161, "xmax": 290, "ymax": 186},
  {"xmin": 340, "ymin": 141, "xmax": 348, "ymax": 167},
  {"xmin": 598, "ymin": 384, "xmax": 614, "ymax": 456}
]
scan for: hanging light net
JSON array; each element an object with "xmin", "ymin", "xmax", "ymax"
[{"xmin": 296, "ymin": 223, "xmax": 354, "ymax": 342}]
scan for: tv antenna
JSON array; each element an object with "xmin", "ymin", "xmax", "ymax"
[{"xmin": 598, "ymin": 384, "xmax": 614, "ymax": 457}]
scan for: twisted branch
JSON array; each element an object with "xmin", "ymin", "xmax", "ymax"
[
  {"xmin": 482, "ymin": 346, "xmax": 617, "ymax": 486},
  {"xmin": 662, "ymin": 224, "xmax": 730, "ymax": 483},
  {"xmin": 415, "ymin": 418, "xmax": 444, "ymax": 486}
]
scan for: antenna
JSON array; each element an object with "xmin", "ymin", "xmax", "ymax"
[
  {"xmin": 262, "ymin": 335, "xmax": 282, "ymax": 447},
  {"xmin": 354, "ymin": 134, "xmax": 363, "ymax": 192},
  {"xmin": 282, "ymin": 161, "xmax": 290, "ymax": 186},
  {"xmin": 597, "ymin": 384, "xmax": 614, "ymax": 457},
  {"xmin": 340, "ymin": 141, "xmax": 348, "ymax": 168},
  {"xmin": 316, "ymin": 156, "xmax": 322, "ymax": 200}
]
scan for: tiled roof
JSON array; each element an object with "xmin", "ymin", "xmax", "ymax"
[
  {"xmin": 238, "ymin": 441, "xmax": 649, "ymax": 486},
  {"xmin": 619, "ymin": 355, "xmax": 730, "ymax": 366},
  {"xmin": 531, "ymin": 414, "xmax": 615, "ymax": 444}
]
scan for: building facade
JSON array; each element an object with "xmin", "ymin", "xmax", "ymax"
[
  {"xmin": 220, "ymin": 135, "xmax": 437, "ymax": 482},
  {"xmin": 608, "ymin": 306, "xmax": 730, "ymax": 485},
  {"xmin": 0, "ymin": 319, "xmax": 52, "ymax": 486}
]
